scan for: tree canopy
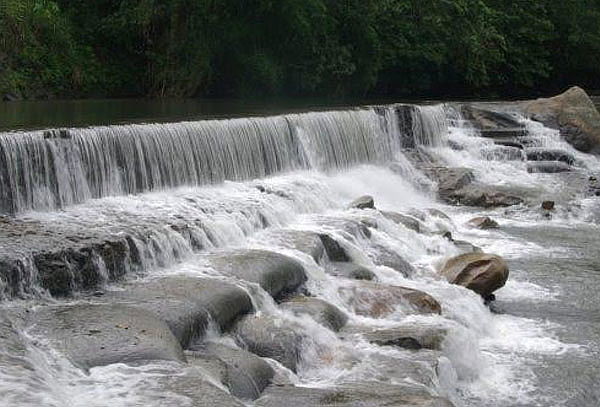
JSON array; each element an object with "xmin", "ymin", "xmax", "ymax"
[{"xmin": 1, "ymin": 0, "xmax": 600, "ymax": 99}]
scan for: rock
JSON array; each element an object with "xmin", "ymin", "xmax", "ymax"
[
  {"xmin": 338, "ymin": 281, "xmax": 441, "ymax": 318},
  {"xmin": 525, "ymin": 148, "xmax": 575, "ymax": 165},
  {"xmin": 280, "ymin": 296, "xmax": 348, "ymax": 332},
  {"xmin": 207, "ymin": 249, "xmax": 307, "ymax": 299},
  {"xmin": 525, "ymin": 86, "xmax": 600, "ymax": 153},
  {"xmin": 104, "ymin": 276, "xmax": 253, "ymax": 348},
  {"xmin": 341, "ymin": 325, "xmax": 447, "ymax": 351},
  {"xmin": 481, "ymin": 145, "xmax": 524, "ymax": 161},
  {"xmin": 493, "ymin": 140, "xmax": 524, "ymax": 149},
  {"xmin": 443, "ymin": 183, "xmax": 524, "ymax": 207},
  {"xmin": 480, "ymin": 128, "xmax": 527, "ymax": 138},
  {"xmin": 542, "ymin": 201, "xmax": 555, "ymax": 210},
  {"xmin": 319, "ymin": 234, "xmax": 351, "ymax": 262},
  {"xmin": 326, "ymin": 262, "xmax": 377, "ymax": 281},
  {"xmin": 467, "ymin": 216, "xmax": 499, "ymax": 229},
  {"xmin": 348, "ymin": 195, "xmax": 375, "ymax": 210},
  {"xmin": 381, "ymin": 211, "xmax": 424, "ymax": 233},
  {"xmin": 453, "ymin": 240, "xmax": 483, "ymax": 254},
  {"xmin": 28, "ymin": 303, "xmax": 185, "ymax": 370},
  {"xmin": 439, "ymin": 253, "xmax": 509, "ymax": 300},
  {"xmin": 370, "ymin": 244, "xmax": 416, "ymax": 277},
  {"xmin": 460, "ymin": 104, "xmax": 523, "ymax": 129},
  {"xmin": 422, "ymin": 167, "xmax": 475, "ymax": 193},
  {"xmin": 233, "ymin": 313, "xmax": 307, "ymax": 372},
  {"xmin": 527, "ymin": 161, "xmax": 573, "ymax": 173},
  {"xmin": 255, "ymin": 382, "xmax": 454, "ymax": 407},
  {"xmin": 266, "ymin": 229, "xmax": 325, "ymax": 263},
  {"xmin": 189, "ymin": 342, "xmax": 275, "ymax": 400}
]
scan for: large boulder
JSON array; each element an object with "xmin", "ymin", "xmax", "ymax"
[
  {"xmin": 338, "ymin": 281, "xmax": 441, "ymax": 318},
  {"xmin": 233, "ymin": 313, "xmax": 308, "ymax": 372},
  {"xmin": 28, "ymin": 303, "xmax": 185, "ymax": 370},
  {"xmin": 255, "ymin": 382, "xmax": 454, "ymax": 407},
  {"xmin": 104, "ymin": 276, "xmax": 253, "ymax": 348},
  {"xmin": 188, "ymin": 342, "xmax": 275, "ymax": 400},
  {"xmin": 207, "ymin": 249, "xmax": 307, "ymax": 299},
  {"xmin": 439, "ymin": 253, "xmax": 509, "ymax": 300},
  {"xmin": 280, "ymin": 296, "xmax": 348, "ymax": 332},
  {"xmin": 266, "ymin": 229, "xmax": 325, "ymax": 263},
  {"xmin": 524, "ymin": 86, "xmax": 600, "ymax": 153}
]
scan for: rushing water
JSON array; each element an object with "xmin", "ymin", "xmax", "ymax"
[{"xmin": 0, "ymin": 100, "xmax": 598, "ymax": 406}]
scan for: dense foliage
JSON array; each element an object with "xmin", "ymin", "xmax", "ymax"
[{"xmin": 1, "ymin": 0, "xmax": 600, "ymax": 99}]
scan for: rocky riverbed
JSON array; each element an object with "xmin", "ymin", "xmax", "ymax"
[{"xmin": 1, "ymin": 87, "xmax": 599, "ymax": 406}]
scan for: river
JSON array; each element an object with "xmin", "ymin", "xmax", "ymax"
[{"xmin": 0, "ymin": 98, "xmax": 598, "ymax": 407}]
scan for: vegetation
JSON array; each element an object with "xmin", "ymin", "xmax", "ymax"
[{"xmin": 1, "ymin": 0, "xmax": 600, "ymax": 99}]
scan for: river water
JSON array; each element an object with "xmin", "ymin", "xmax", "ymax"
[{"xmin": 0, "ymin": 100, "xmax": 598, "ymax": 406}]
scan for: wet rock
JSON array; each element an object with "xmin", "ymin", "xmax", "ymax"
[
  {"xmin": 327, "ymin": 262, "xmax": 377, "ymax": 281},
  {"xmin": 370, "ymin": 244, "xmax": 416, "ymax": 277},
  {"xmin": 233, "ymin": 313, "xmax": 307, "ymax": 372},
  {"xmin": 207, "ymin": 249, "xmax": 307, "ymax": 299},
  {"xmin": 255, "ymin": 382, "xmax": 454, "ymax": 407},
  {"xmin": 527, "ymin": 161, "xmax": 573, "ymax": 173},
  {"xmin": 28, "ymin": 303, "xmax": 185, "ymax": 370},
  {"xmin": 42, "ymin": 129, "xmax": 71, "ymax": 139},
  {"xmin": 439, "ymin": 253, "xmax": 509, "ymax": 300},
  {"xmin": 422, "ymin": 167, "xmax": 475, "ymax": 193},
  {"xmin": 480, "ymin": 128, "xmax": 527, "ymax": 138},
  {"xmin": 481, "ymin": 145, "xmax": 524, "ymax": 161},
  {"xmin": 381, "ymin": 211, "xmax": 424, "ymax": 233},
  {"xmin": 443, "ymin": 183, "xmax": 524, "ymax": 207},
  {"xmin": 525, "ymin": 86, "xmax": 600, "ymax": 153},
  {"xmin": 280, "ymin": 296, "xmax": 348, "ymax": 332},
  {"xmin": 266, "ymin": 229, "xmax": 325, "ymax": 262},
  {"xmin": 338, "ymin": 281, "xmax": 441, "ymax": 318},
  {"xmin": 467, "ymin": 216, "xmax": 499, "ymax": 229},
  {"xmin": 525, "ymin": 148, "xmax": 575, "ymax": 165},
  {"xmin": 189, "ymin": 342, "xmax": 275, "ymax": 400},
  {"xmin": 319, "ymin": 234, "xmax": 351, "ymax": 262},
  {"xmin": 493, "ymin": 140, "xmax": 524, "ymax": 149},
  {"xmin": 453, "ymin": 240, "xmax": 483, "ymax": 254},
  {"xmin": 542, "ymin": 201, "xmax": 555, "ymax": 210},
  {"xmin": 341, "ymin": 325, "xmax": 447, "ymax": 350},
  {"xmin": 460, "ymin": 105, "xmax": 523, "ymax": 129},
  {"xmin": 348, "ymin": 195, "xmax": 375, "ymax": 210},
  {"xmin": 105, "ymin": 276, "xmax": 253, "ymax": 348}
]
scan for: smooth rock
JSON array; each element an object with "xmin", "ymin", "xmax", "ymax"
[
  {"xmin": 207, "ymin": 249, "xmax": 307, "ymax": 299},
  {"xmin": 525, "ymin": 86, "xmax": 600, "ymax": 153},
  {"xmin": 319, "ymin": 234, "xmax": 351, "ymax": 262},
  {"xmin": 233, "ymin": 313, "xmax": 307, "ymax": 372},
  {"xmin": 422, "ymin": 167, "xmax": 475, "ymax": 193},
  {"xmin": 443, "ymin": 183, "xmax": 524, "ymax": 207},
  {"xmin": 439, "ymin": 253, "xmax": 509, "ymax": 299},
  {"xmin": 28, "ymin": 303, "xmax": 185, "ymax": 370},
  {"xmin": 480, "ymin": 128, "xmax": 527, "ymax": 138},
  {"xmin": 542, "ymin": 201, "xmax": 555, "ymax": 210},
  {"xmin": 189, "ymin": 342, "xmax": 274, "ymax": 400},
  {"xmin": 255, "ymin": 382, "xmax": 454, "ymax": 407},
  {"xmin": 381, "ymin": 211, "xmax": 424, "ymax": 233},
  {"xmin": 348, "ymin": 195, "xmax": 375, "ymax": 210},
  {"xmin": 338, "ymin": 281, "xmax": 441, "ymax": 318},
  {"xmin": 460, "ymin": 105, "xmax": 523, "ymax": 129},
  {"xmin": 467, "ymin": 216, "xmax": 499, "ymax": 229},
  {"xmin": 266, "ymin": 229, "xmax": 325, "ymax": 262},
  {"xmin": 105, "ymin": 276, "xmax": 253, "ymax": 347},
  {"xmin": 453, "ymin": 240, "xmax": 483, "ymax": 254},
  {"xmin": 370, "ymin": 244, "xmax": 416, "ymax": 277},
  {"xmin": 280, "ymin": 296, "xmax": 348, "ymax": 332},
  {"xmin": 327, "ymin": 262, "xmax": 377, "ymax": 281}
]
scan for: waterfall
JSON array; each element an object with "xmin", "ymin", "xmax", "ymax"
[{"xmin": 412, "ymin": 105, "xmax": 450, "ymax": 147}]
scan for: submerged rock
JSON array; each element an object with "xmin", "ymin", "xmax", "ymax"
[
  {"xmin": 280, "ymin": 296, "xmax": 348, "ymax": 332},
  {"xmin": 338, "ymin": 281, "xmax": 441, "ymax": 318},
  {"xmin": 326, "ymin": 262, "xmax": 377, "ymax": 281},
  {"xmin": 29, "ymin": 303, "xmax": 185, "ymax": 370},
  {"xmin": 188, "ymin": 342, "xmax": 274, "ymax": 400},
  {"xmin": 233, "ymin": 313, "xmax": 307, "ymax": 372},
  {"xmin": 255, "ymin": 382, "xmax": 454, "ymax": 407},
  {"xmin": 266, "ymin": 229, "xmax": 325, "ymax": 262},
  {"xmin": 439, "ymin": 253, "xmax": 509, "ymax": 300},
  {"xmin": 467, "ymin": 216, "xmax": 499, "ymax": 229},
  {"xmin": 381, "ymin": 211, "xmax": 424, "ymax": 233},
  {"xmin": 525, "ymin": 148, "xmax": 575, "ymax": 165},
  {"xmin": 370, "ymin": 244, "xmax": 417, "ymax": 277},
  {"xmin": 340, "ymin": 324, "xmax": 447, "ymax": 351},
  {"xmin": 527, "ymin": 161, "xmax": 573, "ymax": 173},
  {"xmin": 422, "ymin": 167, "xmax": 475, "ymax": 193},
  {"xmin": 207, "ymin": 249, "xmax": 307, "ymax": 299},
  {"xmin": 319, "ymin": 234, "xmax": 351, "ymax": 262},
  {"xmin": 348, "ymin": 195, "xmax": 375, "ymax": 210},
  {"xmin": 525, "ymin": 86, "xmax": 600, "ymax": 153},
  {"xmin": 443, "ymin": 183, "xmax": 524, "ymax": 208}
]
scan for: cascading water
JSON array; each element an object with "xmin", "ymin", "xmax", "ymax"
[{"xmin": 0, "ymin": 100, "xmax": 598, "ymax": 407}]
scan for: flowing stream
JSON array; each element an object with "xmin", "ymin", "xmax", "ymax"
[{"xmin": 0, "ymin": 101, "xmax": 598, "ymax": 406}]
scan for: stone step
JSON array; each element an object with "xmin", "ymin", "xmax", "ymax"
[
  {"xmin": 493, "ymin": 140, "xmax": 524, "ymax": 149},
  {"xmin": 525, "ymin": 147, "xmax": 575, "ymax": 165},
  {"xmin": 527, "ymin": 161, "xmax": 573, "ymax": 173},
  {"xmin": 480, "ymin": 128, "xmax": 528, "ymax": 138}
]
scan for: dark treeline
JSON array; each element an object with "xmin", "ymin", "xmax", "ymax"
[{"xmin": 2, "ymin": 0, "xmax": 600, "ymax": 100}]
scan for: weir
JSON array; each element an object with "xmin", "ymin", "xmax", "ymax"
[{"xmin": 0, "ymin": 105, "xmax": 448, "ymax": 214}]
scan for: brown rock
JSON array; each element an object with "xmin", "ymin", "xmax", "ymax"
[
  {"xmin": 542, "ymin": 201, "xmax": 555, "ymax": 210},
  {"xmin": 439, "ymin": 253, "xmax": 509, "ymax": 299},
  {"xmin": 467, "ymin": 216, "xmax": 499, "ymax": 229}
]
